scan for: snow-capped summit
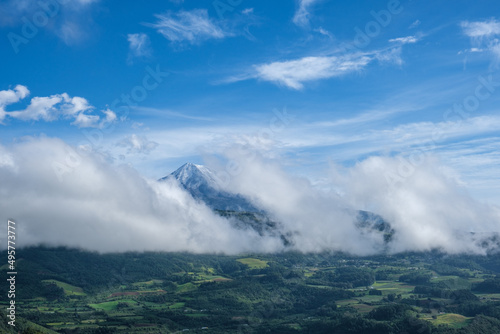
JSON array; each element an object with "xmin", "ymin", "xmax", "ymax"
[
  {"xmin": 160, "ymin": 163, "xmax": 260, "ymax": 212},
  {"xmin": 167, "ymin": 163, "xmax": 222, "ymax": 191}
]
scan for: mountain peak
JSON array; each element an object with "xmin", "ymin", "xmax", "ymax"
[
  {"xmin": 179, "ymin": 162, "xmax": 202, "ymax": 169},
  {"xmin": 168, "ymin": 162, "xmax": 221, "ymax": 190},
  {"xmin": 160, "ymin": 163, "xmax": 259, "ymax": 212}
]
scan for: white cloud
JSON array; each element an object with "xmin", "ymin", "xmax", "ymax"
[
  {"xmin": 0, "ymin": 136, "xmax": 499, "ymax": 255},
  {"xmin": 71, "ymin": 112, "xmax": 100, "ymax": 128},
  {"xmin": 209, "ymin": 150, "xmax": 500, "ymax": 255},
  {"xmin": 0, "ymin": 85, "xmax": 29, "ymax": 122},
  {"xmin": 435, "ymin": 137, "xmax": 500, "ymax": 202},
  {"xmin": 247, "ymin": 45, "xmax": 408, "ymax": 89},
  {"xmin": 0, "ymin": 85, "xmax": 117, "ymax": 128},
  {"xmin": 132, "ymin": 106, "xmax": 213, "ymax": 121},
  {"xmin": 461, "ymin": 19, "xmax": 500, "ymax": 38},
  {"xmin": 278, "ymin": 113, "xmax": 500, "ymax": 203},
  {"xmin": 458, "ymin": 47, "xmax": 485, "ymax": 54},
  {"xmin": 132, "ymin": 122, "xmax": 145, "ymax": 129},
  {"xmin": 252, "ymin": 54, "xmax": 371, "ymax": 89},
  {"xmin": 0, "ymin": 0, "xmax": 99, "ymax": 45},
  {"xmin": 409, "ymin": 19, "xmax": 421, "ymax": 29},
  {"xmin": 117, "ymin": 134, "xmax": 159, "ymax": 155},
  {"xmin": 338, "ymin": 155, "xmax": 500, "ymax": 254},
  {"xmin": 242, "ymin": 8, "xmax": 254, "ymax": 15},
  {"xmin": 127, "ymin": 33, "xmax": 152, "ymax": 60},
  {"xmin": 102, "ymin": 108, "xmax": 117, "ymax": 123},
  {"xmin": 375, "ymin": 47, "xmax": 404, "ymax": 65},
  {"xmin": 224, "ymin": 43, "xmax": 411, "ymax": 89},
  {"xmin": 58, "ymin": 21, "xmax": 86, "ymax": 45},
  {"xmin": 149, "ymin": 9, "xmax": 229, "ymax": 44},
  {"xmin": 461, "ymin": 19, "xmax": 500, "ymax": 62},
  {"xmin": 293, "ymin": 0, "xmax": 320, "ymax": 27},
  {"xmin": 0, "ymin": 138, "xmax": 281, "ymax": 253},
  {"xmin": 389, "ymin": 35, "xmax": 419, "ymax": 44},
  {"xmin": 8, "ymin": 95, "xmax": 63, "ymax": 121},
  {"xmin": 314, "ymin": 27, "xmax": 333, "ymax": 38},
  {"xmin": 71, "ymin": 108, "xmax": 116, "ymax": 128}
]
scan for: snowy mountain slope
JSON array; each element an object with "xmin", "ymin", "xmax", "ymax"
[{"xmin": 159, "ymin": 163, "xmax": 260, "ymax": 212}]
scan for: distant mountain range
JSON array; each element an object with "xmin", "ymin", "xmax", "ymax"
[{"xmin": 159, "ymin": 163, "xmax": 393, "ymax": 247}]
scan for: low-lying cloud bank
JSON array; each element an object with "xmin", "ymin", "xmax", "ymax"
[
  {"xmin": 1, "ymin": 137, "xmax": 499, "ymax": 255},
  {"xmin": 0, "ymin": 137, "xmax": 281, "ymax": 253},
  {"xmin": 209, "ymin": 149, "xmax": 500, "ymax": 255}
]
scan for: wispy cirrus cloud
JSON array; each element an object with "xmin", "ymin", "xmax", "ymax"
[
  {"xmin": 252, "ymin": 55, "xmax": 371, "ymax": 89},
  {"xmin": 461, "ymin": 19, "xmax": 500, "ymax": 38},
  {"xmin": 148, "ymin": 9, "xmax": 230, "ymax": 45},
  {"xmin": 225, "ymin": 47, "xmax": 403, "ymax": 90},
  {"xmin": 127, "ymin": 33, "xmax": 152, "ymax": 63},
  {"xmin": 409, "ymin": 20, "xmax": 421, "ymax": 29},
  {"xmin": 117, "ymin": 134, "xmax": 159, "ymax": 155},
  {"xmin": 0, "ymin": 0, "xmax": 100, "ymax": 45},
  {"xmin": 389, "ymin": 35, "xmax": 419, "ymax": 45},
  {"xmin": 460, "ymin": 19, "xmax": 500, "ymax": 62},
  {"xmin": 293, "ymin": 0, "xmax": 320, "ymax": 27},
  {"xmin": 0, "ymin": 0, "xmax": 99, "ymax": 25},
  {"xmin": 133, "ymin": 106, "xmax": 213, "ymax": 121},
  {"xmin": 0, "ymin": 85, "xmax": 116, "ymax": 128}
]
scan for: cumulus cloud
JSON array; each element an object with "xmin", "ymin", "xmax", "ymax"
[
  {"xmin": 0, "ymin": 137, "xmax": 282, "ymax": 253},
  {"xmin": 149, "ymin": 9, "xmax": 230, "ymax": 44},
  {"xmin": 0, "ymin": 84, "xmax": 29, "ymax": 122},
  {"xmin": 0, "ymin": 85, "xmax": 116, "ymax": 128}
]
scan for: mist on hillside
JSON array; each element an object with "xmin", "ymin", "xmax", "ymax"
[{"xmin": 1, "ymin": 137, "xmax": 499, "ymax": 255}]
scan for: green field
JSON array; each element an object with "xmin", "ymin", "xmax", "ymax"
[
  {"xmin": 176, "ymin": 282, "xmax": 199, "ymax": 293},
  {"xmin": 428, "ymin": 313, "xmax": 472, "ymax": 328},
  {"xmin": 236, "ymin": 257, "xmax": 269, "ymax": 269},
  {"xmin": 88, "ymin": 299, "xmax": 137, "ymax": 311},
  {"xmin": 132, "ymin": 279, "xmax": 163, "ymax": 286},
  {"xmin": 371, "ymin": 281, "xmax": 415, "ymax": 296},
  {"xmin": 195, "ymin": 274, "xmax": 232, "ymax": 283},
  {"xmin": 4, "ymin": 247, "xmax": 500, "ymax": 333},
  {"xmin": 169, "ymin": 302, "xmax": 186, "ymax": 309},
  {"xmin": 352, "ymin": 303, "xmax": 376, "ymax": 313},
  {"xmin": 42, "ymin": 279, "xmax": 86, "ymax": 296}
]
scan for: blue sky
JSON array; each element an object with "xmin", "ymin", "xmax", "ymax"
[{"xmin": 1, "ymin": 0, "xmax": 500, "ymax": 203}]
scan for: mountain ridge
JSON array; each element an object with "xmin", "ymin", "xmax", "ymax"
[{"xmin": 160, "ymin": 163, "xmax": 260, "ymax": 212}]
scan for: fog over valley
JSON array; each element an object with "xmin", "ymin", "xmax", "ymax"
[{"xmin": 1, "ymin": 137, "xmax": 498, "ymax": 255}]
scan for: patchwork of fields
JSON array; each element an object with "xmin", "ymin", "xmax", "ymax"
[{"xmin": 2, "ymin": 248, "xmax": 500, "ymax": 333}]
